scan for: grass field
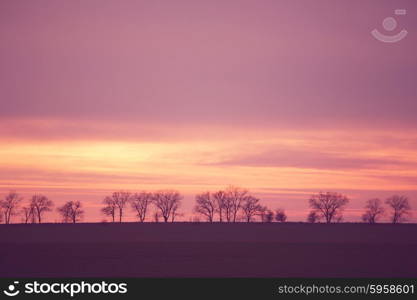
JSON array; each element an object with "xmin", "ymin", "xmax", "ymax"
[{"xmin": 1, "ymin": 222, "xmax": 416, "ymax": 277}]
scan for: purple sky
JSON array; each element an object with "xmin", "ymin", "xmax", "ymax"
[
  {"xmin": 1, "ymin": 0, "xmax": 416, "ymax": 222},
  {"xmin": 1, "ymin": 0, "xmax": 417, "ymax": 127}
]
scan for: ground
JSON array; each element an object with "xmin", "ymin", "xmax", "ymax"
[{"xmin": 1, "ymin": 222, "xmax": 416, "ymax": 277}]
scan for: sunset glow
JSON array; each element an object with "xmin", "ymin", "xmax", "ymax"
[{"xmin": 1, "ymin": 0, "xmax": 416, "ymax": 222}]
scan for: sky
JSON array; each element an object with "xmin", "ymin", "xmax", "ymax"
[{"xmin": 1, "ymin": 0, "xmax": 416, "ymax": 222}]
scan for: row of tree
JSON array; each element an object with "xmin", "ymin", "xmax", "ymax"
[
  {"xmin": 193, "ymin": 189, "xmax": 412, "ymax": 224},
  {"xmin": 0, "ymin": 188, "xmax": 413, "ymax": 224},
  {"xmin": 101, "ymin": 190, "xmax": 182, "ymax": 223},
  {"xmin": 0, "ymin": 191, "xmax": 83, "ymax": 224},
  {"xmin": 306, "ymin": 192, "xmax": 412, "ymax": 224},
  {"xmin": 193, "ymin": 186, "xmax": 287, "ymax": 223}
]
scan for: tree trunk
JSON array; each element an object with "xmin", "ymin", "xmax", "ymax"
[{"xmin": 6, "ymin": 211, "xmax": 11, "ymax": 224}]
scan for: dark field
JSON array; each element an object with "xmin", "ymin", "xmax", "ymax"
[{"xmin": 1, "ymin": 223, "xmax": 416, "ymax": 277}]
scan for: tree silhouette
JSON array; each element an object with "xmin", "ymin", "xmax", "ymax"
[
  {"xmin": 212, "ymin": 190, "xmax": 227, "ymax": 222},
  {"xmin": 131, "ymin": 192, "xmax": 152, "ymax": 222},
  {"xmin": 0, "ymin": 191, "xmax": 22, "ymax": 224},
  {"xmin": 263, "ymin": 209, "xmax": 274, "ymax": 222},
  {"xmin": 362, "ymin": 198, "xmax": 384, "ymax": 224},
  {"xmin": 101, "ymin": 196, "xmax": 117, "ymax": 222},
  {"xmin": 385, "ymin": 195, "xmax": 411, "ymax": 224},
  {"xmin": 103, "ymin": 191, "xmax": 131, "ymax": 223},
  {"xmin": 30, "ymin": 194, "xmax": 53, "ymax": 223},
  {"xmin": 57, "ymin": 201, "xmax": 84, "ymax": 223},
  {"xmin": 275, "ymin": 208, "xmax": 287, "ymax": 223},
  {"xmin": 224, "ymin": 186, "xmax": 249, "ymax": 223},
  {"xmin": 194, "ymin": 192, "xmax": 217, "ymax": 222},
  {"xmin": 307, "ymin": 211, "xmax": 319, "ymax": 223},
  {"xmin": 258, "ymin": 207, "xmax": 274, "ymax": 222},
  {"xmin": 221, "ymin": 192, "xmax": 233, "ymax": 222},
  {"xmin": 152, "ymin": 190, "xmax": 182, "ymax": 222},
  {"xmin": 308, "ymin": 192, "xmax": 349, "ymax": 223},
  {"xmin": 241, "ymin": 196, "xmax": 263, "ymax": 222},
  {"xmin": 21, "ymin": 205, "xmax": 36, "ymax": 224}
]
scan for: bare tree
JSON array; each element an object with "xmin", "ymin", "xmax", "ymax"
[
  {"xmin": 194, "ymin": 192, "xmax": 217, "ymax": 222},
  {"xmin": 241, "ymin": 196, "xmax": 263, "ymax": 222},
  {"xmin": 308, "ymin": 192, "xmax": 349, "ymax": 223},
  {"xmin": 257, "ymin": 206, "xmax": 266, "ymax": 221},
  {"xmin": 152, "ymin": 190, "xmax": 182, "ymax": 222},
  {"xmin": 212, "ymin": 190, "xmax": 227, "ymax": 222},
  {"xmin": 385, "ymin": 195, "xmax": 411, "ymax": 224},
  {"xmin": 21, "ymin": 206, "xmax": 36, "ymax": 224},
  {"xmin": 0, "ymin": 191, "xmax": 23, "ymax": 224},
  {"xmin": 171, "ymin": 210, "xmax": 182, "ymax": 222},
  {"xmin": 224, "ymin": 186, "xmax": 249, "ymax": 222},
  {"xmin": 101, "ymin": 196, "xmax": 117, "ymax": 222},
  {"xmin": 30, "ymin": 194, "xmax": 53, "ymax": 223},
  {"xmin": 115, "ymin": 191, "xmax": 131, "ymax": 223},
  {"xmin": 131, "ymin": 192, "xmax": 152, "ymax": 222},
  {"xmin": 362, "ymin": 198, "xmax": 384, "ymax": 224},
  {"xmin": 260, "ymin": 206, "xmax": 274, "ymax": 223},
  {"xmin": 275, "ymin": 208, "xmax": 287, "ymax": 223},
  {"xmin": 103, "ymin": 191, "xmax": 131, "ymax": 223},
  {"xmin": 307, "ymin": 211, "xmax": 320, "ymax": 223},
  {"xmin": 57, "ymin": 201, "xmax": 84, "ymax": 223}
]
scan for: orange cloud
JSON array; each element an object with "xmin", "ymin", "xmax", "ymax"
[{"xmin": 1, "ymin": 119, "xmax": 416, "ymax": 223}]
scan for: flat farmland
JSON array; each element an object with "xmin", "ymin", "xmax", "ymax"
[{"xmin": 1, "ymin": 223, "xmax": 416, "ymax": 277}]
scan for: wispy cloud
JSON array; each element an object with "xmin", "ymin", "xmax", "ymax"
[{"xmin": 210, "ymin": 148, "xmax": 414, "ymax": 170}]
